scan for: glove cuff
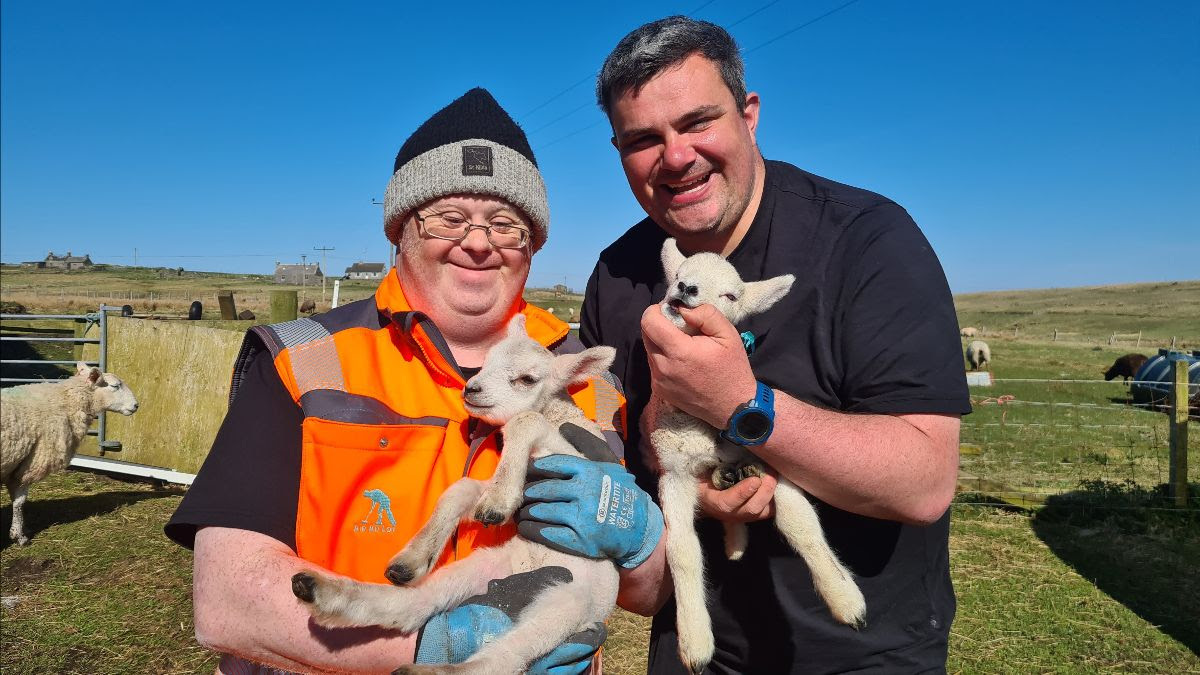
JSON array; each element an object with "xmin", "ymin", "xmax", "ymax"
[
  {"xmin": 414, "ymin": 612, "xmax": 451, "ymax": 664},
  {"xmin": 618, "ymin": 498, "xmax": 664, "ymax": 569}
]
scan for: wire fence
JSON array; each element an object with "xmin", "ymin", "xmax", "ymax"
[{"xmin": 957, "ymin": 376, "xmax": 1195, "ymax": 510}]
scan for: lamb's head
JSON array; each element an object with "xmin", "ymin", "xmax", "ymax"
[
  {"xmin": 462, "ymin": 315, "xmax": 615, "ymax": 425},
  {"xmin": 659, "ymin": 238, "xmax": 795, "ymax": 333},
  {"xmin": 75, "ymin": 361, "xmax": 139, "ymax": 416}
]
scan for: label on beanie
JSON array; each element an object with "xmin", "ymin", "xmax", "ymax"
[{"xmin": 462, "ymin": 145, "xmax": 493, "ymax": 176}]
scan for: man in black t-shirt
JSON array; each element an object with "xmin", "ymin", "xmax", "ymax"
[{"xmin": 535, "ymin": 16, "xmax": 970, "ymax": 674}]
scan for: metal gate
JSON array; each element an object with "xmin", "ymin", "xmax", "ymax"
[{"xmin": 0, "ymin": 305, "xmax": 195, "ymax": 484}]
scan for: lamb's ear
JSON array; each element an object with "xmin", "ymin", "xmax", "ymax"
[
  {"xmin": 506, "ymin": 313, "xmax": 528, "ymax": 338},
  {"xmin": 85, "ymin": 367, "xmax": 103, "ymax": 385},
  {"xmin": 740, "ymin": 274, "xmax": 795, "ymax": 316},
  {"xmin": 551, "ymin": 346, "xmax": 616, "ymax": 387},
  {"xmin": 75, "ymin": 361, "xmax": 90, "ymax": 377},
  {"xmin": 660, "ymin": 238, "xmax": 685, "ymax": 281}
]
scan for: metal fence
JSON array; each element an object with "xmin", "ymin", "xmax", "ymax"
[
  {"xmin": 958, "ymin": 368, "xmax": 1194, "ymax": 509},
  {"xmin": 3, "ymin": 306, "xmax": 199, "ymax": 484}
]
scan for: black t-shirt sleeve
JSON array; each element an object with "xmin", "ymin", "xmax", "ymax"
[
  {"xmin": 579, "ymin": 263, "xmax": 603, "ymax": 350},
  {"xmin": 835, "ymin": 202, "xmax": 971, "ymax": 415},
  {"xmin": 164, "ymin": 346, "xmax": 303, "ymax": 550}
]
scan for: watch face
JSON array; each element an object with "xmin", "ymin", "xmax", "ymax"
[{"xmin": 736, "ymin": 411, "xmax": 772, "ymax": 441}]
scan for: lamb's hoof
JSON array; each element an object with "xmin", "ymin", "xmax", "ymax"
[
  {"xmin": 16, "ymin": 537, "xmax": 31, "ymax": 547},
  {"xmin": 712, "ymin": 466, "xmax": 740, "ymax": 490},
  {"xmin": 474, "ymin": 508, "xmax": 506, "ymax": 526},
  {"xmin": 385, "ymin": 563, "xmax": 415, "ymax": 586},
  {"xmin": 291, "ymin": 573, "xmax": 316, "ymax": 603}
]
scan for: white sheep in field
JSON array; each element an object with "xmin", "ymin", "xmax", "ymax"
[
  {"xmin": 645, "ymin": 239, "xmax": 865, "ymax": 674},
  {"xmin": 1, "ymin": 362, "xmax": 139, "ymax": 545},
  {"xmin": 966, "ymin": 340, "xmax": 991, "ymax": 371},
  {"xmin": 291, "ymin": 314, "xmax": 619, "ymax": 675},
  {"xmin": 960, "ymin": 326, "xmax": 978, "ymax": 338}
]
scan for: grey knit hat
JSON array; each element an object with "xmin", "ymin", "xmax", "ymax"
[{"xmin": 383, "ymin": 88, "xmax": 549, "ymax": 252}]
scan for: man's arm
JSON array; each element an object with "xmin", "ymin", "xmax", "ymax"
[
  {"xmin": 641, "ymin": 304, "xmax": 960, "ymax": 526},
  {"xmin": 193, "ymin": 526, "xmax": 417, "ymax": 674}
]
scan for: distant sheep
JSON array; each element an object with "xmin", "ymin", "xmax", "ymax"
[
  {"xmin": 966, "ymin": 340, "xmax": 991, "ymax": 371},
  {"xmin": 960, "ymin": 327, "xmax": 979, "ymax": 338},
  {"xmin": 1, "ymin": 363, "xmax": 139, "ymax": 545},
  {"xmin": 299, "ymin": 299, "xmax": 317, "ymax": 314},
  {"xmin": 1103, "ymin": 353, "xmax": 1148, "ymax": 382}
]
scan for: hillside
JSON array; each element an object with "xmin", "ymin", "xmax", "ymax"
[
  {"xmin": 2, "ymin": 266, "xmax": 1196, "ymax": 346},
  {"xmin": 954, "ymin": 280, "xmax": 1199, "ymax": 347}
]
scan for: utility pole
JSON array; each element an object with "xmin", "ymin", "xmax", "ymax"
[
  {"xmin": 314, "ymin": 245, "xmax": 335, "ymax": 302},
  {"xmin": 301, "ymin": 254, "xmax": 307, "ymax": 295},
  {"xmin": 372, "ymin": 198, "xmax": 392, "ymax": 271}
]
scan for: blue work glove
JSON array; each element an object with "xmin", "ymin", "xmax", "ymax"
[
  {"xmin": 518, "ymin": 423, "xmax": 664, "ymax": 569},
  {"xmin": 414, "ymin": 566, "xmax": 606, "ymax": 674}
]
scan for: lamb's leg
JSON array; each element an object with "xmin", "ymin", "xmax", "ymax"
[
  {"xmin": 473, "ymin": 411, "xmax": 547, "ymax": 526},
  {"xmin": 722, "ymin": 521, "xmax": 748, "ymax": 561},
  {"xmin": 292, "ymin": 544, "xmax": 516, "ymax": 633},
  {"xmin": 659, "ymin": 471, "xmax": 714, "ymax": 675},
  {"xmin": 772, "ymin": 479, "xmax": 866, "ymax": 628},
  {"xmin": 386, "ymin": 478, "xmax": 486, "ymax": 585},
  {"xmin": 394, "ymin": 581, "xmax": 593, "ymax": 675},
  {"xmin": 7, "ymin": 482, "xmax": 29, "ymax": 546}
]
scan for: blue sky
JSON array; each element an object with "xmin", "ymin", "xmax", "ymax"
[{"xmin": 2, "ymin": 1, "xmax": 1196, "ymax": 294}]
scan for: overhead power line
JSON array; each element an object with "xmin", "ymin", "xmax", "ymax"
[
  {"xmin": 530, "ymin": 1, "xmax": 865, "ymax": 153},
  {"xmin": 743, "ymin": 0, "xmax": 862, "ymax": 55}
]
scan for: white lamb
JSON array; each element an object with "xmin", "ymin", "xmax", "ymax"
[
  {"xmin": 290, "ymin": 314, "xmax": 619, "ymax": 675},
  {"xmin": 645, "ymin": 238, "xmax": 866, "ymax": 673},
  {"xmin": 1, "ymin": 362, "xmax": 139, "ymax": 545},
  {"xmin": 966, "ymin": 340, "xmax": 991, "ymax": 371}
]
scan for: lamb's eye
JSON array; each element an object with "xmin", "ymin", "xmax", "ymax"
[
  {"xmin": 514, "ymin": 374, "xmax": 539, "ymax": 386},
  {"xmin": 721, "ymin": 293, "xmax": 738, "ymax": 302}
]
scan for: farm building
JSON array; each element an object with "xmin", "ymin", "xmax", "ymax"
[
  {"xmin": 21, "ymin": 250, "xmax": 94, "ymax": 269},
  {"xmin": 344, "ymin": 261, "xmax": 386, "ymax": 281},
  {"xmin": 274, "ymin": 262, "xmax": 323, "ymax": 285}
]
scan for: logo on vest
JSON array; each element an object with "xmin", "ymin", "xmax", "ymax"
[{"xmin": 354, "ymin": 488, "xmax": 397, "ymax": 534}]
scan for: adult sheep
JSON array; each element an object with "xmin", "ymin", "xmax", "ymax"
[
  {"xmin": 960, "ymin": 327, "xmax": 978, "ymax": 338},
  {"xmin": 1, "ymin": 363, "xmax": 139, "ymax": 545},
  {"xmin": 299, "ymin": 299, "xmax": 317, "ymax": 314},
  {"xmin": 966, "ymin": 340, "xmax": 991, "ymax": 371},
  {"xmin": 1103, "ymin": 353, "xmax": 1148, "ymax": 382}
]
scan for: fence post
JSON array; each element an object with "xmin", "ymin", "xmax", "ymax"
[
  {"xmin": 217, "ymin": 291, "xmax": 238, "ymax": 320},
  {"xmin": 1168, "ymin": 358, "xmax": 1189, "ymax": 506},
  {"xmin": 270, "ymin": 290, "xmax": 298, "ymax": 323},
  {"xmin": 1053, "ymin": 329, "xmax": 1058, "ymax": 341},
  {"xmin": 1136, "ymin": 331, "xmax": 1142, "ymax": 348}
]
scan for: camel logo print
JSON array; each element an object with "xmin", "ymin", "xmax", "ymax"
[{"xmin": 353, "ymin": 488, "xmax": 397, "ymax": 534}]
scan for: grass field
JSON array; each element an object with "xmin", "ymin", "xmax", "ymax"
[{"xmin": 3, "ymin": 474, "xmax": 1197, "ymax": 673}]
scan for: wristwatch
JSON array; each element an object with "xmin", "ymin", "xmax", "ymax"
[{"xmin": 720, "ymin": 381, "xmax": 775, "ymax": 446}]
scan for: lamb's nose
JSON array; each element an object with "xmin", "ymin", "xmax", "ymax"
[
  {"xmin": 464, "ymin": 383, "xmax": 481, "ymax": 396},
  {"xmin": 678, "ymin": 282, "xmax": 699, "ymax": 297}
]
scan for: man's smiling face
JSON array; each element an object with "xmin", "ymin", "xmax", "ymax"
[{"xmin": 610, "ymin": 53, "xmax": 763, "ymax": 253}]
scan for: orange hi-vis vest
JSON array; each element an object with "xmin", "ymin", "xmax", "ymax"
[{"xmin": 230, "ymin": 271, "xmax": 625, "ymax": 583}]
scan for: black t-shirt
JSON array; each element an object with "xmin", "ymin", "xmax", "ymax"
[{"xmin": 581, "ymin": 160, "xmax": 970, "ymax": 674}]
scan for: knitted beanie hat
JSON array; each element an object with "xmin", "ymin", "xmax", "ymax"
[{"xmin": 383, "ymin": 88, "xmax": 549, "ymax": 252}]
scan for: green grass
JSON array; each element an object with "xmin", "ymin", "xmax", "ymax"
[{"xmin": 4, "ymin": 473, "xmax": 1197, "ymax": 673}]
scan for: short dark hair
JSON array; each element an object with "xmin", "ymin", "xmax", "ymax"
[{"xmin": 596, "ymin": 15, "xmax": 746, "ymax": 118}]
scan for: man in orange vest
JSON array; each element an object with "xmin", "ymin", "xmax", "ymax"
[{"xmin": 166, "ymin": 88, "xmax": 667, "ymax": 674}]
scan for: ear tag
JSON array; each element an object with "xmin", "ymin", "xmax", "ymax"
[{"xmin": 740, "ymin": 331, "xmax": 756, "ymax": 355}]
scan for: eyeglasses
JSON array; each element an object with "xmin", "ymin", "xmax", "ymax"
[{"xmin": 414, "ymin": 211, "xmax": 531, "ymax": 249}]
